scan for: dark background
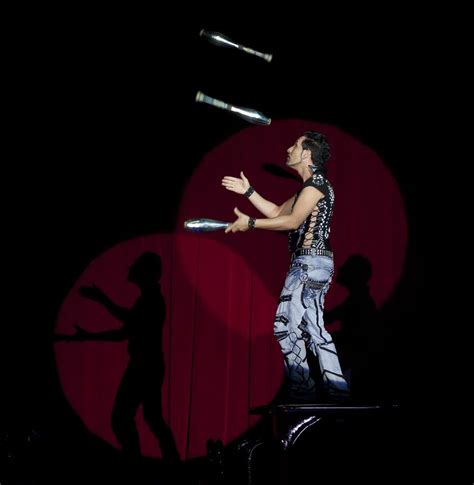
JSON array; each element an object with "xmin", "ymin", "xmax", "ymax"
[{"xmin": 4, "ymin": 9, "xmax": 426, "ymax": 484}]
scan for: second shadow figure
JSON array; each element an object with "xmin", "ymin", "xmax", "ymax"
[
  {"xmin": 74, "ymin": 251, "xmax": 180, "ymax": 462},
  {"xmin": 325, "ymin": 254, "xmax": 377, "ymax": 401}
]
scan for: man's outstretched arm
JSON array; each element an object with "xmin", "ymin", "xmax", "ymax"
[
  {"xmin": 225, "ymin": 186, "xmax": 323, "ymax": 233},
  {"xmin": 222, "ymin": 171, "xmax": 295, "ymax": 218}
]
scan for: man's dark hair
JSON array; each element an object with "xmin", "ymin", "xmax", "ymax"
[{"xmin": 302, "ymin": 131, "xmax": 330, "ymax": 171}]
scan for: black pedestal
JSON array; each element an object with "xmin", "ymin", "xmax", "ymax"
[{"xmin": 231, "ymin": 403, "xmax": 401, "ymax": 485}]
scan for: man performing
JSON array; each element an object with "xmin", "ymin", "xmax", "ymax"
[{"xmin": 222, "ymin": 131, "xmax": 349, "ymax": 403}]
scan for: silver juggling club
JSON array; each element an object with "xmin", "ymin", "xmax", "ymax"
[
  {"xmin": 184, "ymin": 218, "xmax": 230, "ymax": 232},
  {"xmin": 200, "ymin": 30, "xmax": 272, "ymax": 63},
  {"xmin": 195, "ymin": 91, "xmax": 271, "ymax": 126}
]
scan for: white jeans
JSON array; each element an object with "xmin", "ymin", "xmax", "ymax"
[{"xmin": 274, "ymin": 255, "xmax": 349, "ymax": 399}]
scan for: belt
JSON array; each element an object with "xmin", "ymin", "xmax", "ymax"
[{"xmin": 292, "ymin": 248, "xmax": 333, "ymax": 258}]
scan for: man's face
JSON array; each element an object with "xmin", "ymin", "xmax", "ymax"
[{"xmin": 286, "ymin": 136, "xmax": 306, "ymax": 167}]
